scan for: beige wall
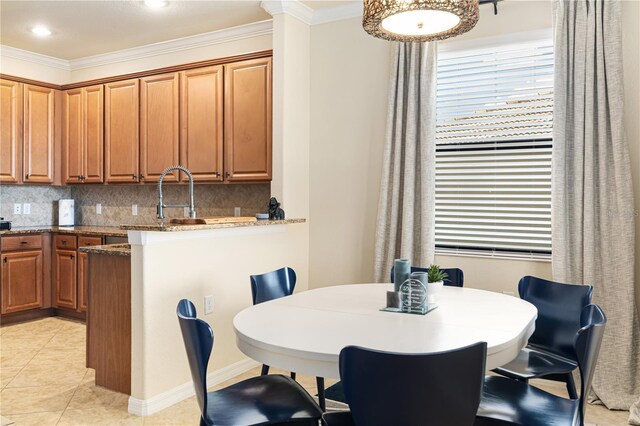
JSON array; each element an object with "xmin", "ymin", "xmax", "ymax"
[
  {"xmin": 0, "ymin": 53, "xmax": 70, "ymax": 84},
  {"xmin": 309, "ymin": 18, "xmax": 390, "ymax": 287},
  {"xmin": 308, "ymin": 1, "xmax": 555, "ymax": 292},
  {"xmin": 621, "ymin": 0, "xmax": 640, "ymax": 315}
]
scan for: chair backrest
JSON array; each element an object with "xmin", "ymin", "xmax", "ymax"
[
  {"xmin": 575, "ymin": 304, "xmax": 606, "ymax": 423},
  {"xmin": 390, "ymin": 266, "xmax": 464, "ymax": 287},
  {"xmin": 250, "ymin": 267, "xmax": 297, "ymax": 305},
  {"xmin": 176, "ymin": 299, "xmax": 213, "ymax": 418},
  {"xmin": 518, "ymin": 276, "xmax": 593, "ymax": 359},
  {"xmin": 339, "ymin": 342, "xmax": 486, "ymax": 426}
]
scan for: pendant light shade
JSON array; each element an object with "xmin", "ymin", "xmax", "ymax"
[{"xmin": 363, "ymin": 0, "xmax": 479, "ymax": 42}]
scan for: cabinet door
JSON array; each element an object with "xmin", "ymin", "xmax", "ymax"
[
  {"xmin": 23, "ymin": 84, "xmax": 55, "ymax": 183},
  {"xmin": 105, "ymin": 79, "xmax": 139, "ymax": 183},
  {"xmin": 55, "ymin": 249, "xmax": 77, "ymax": 309},
  {"xmin": 77, "ymin": 251, "xmax": 88, "ymax": 312},
  {"xmin": 1, "ymin": 250, "xmax": 43, "ymax": 314},
  {"xmin": 63, "ymin": 88, "xmax": 83, "ymax": 183},
  {"xmin": 224, "ymin": 58, "xmax": 272, "ymax": 182},
  {"xmin": 180, "ymin": 66, "xmax": 223, "ymax": 182},
  {"xmin": 140, "ymin": 73, "xmax": 179, "ymax": 182},
  {"xmin": 0, "ymin": 79, "xmax": 22, "ymax": 183},
  {"xmin": 83, "ymin": 85, "xmax": 104, "ymax": 183}
]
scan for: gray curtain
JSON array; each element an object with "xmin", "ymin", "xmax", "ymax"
[
  {"xmin": 552, "ymin": 0, "xmax": 640, "ymax": 423},
  {"xmin": 373, "ymin": 42, "xmax": 437, "ymax": 283}
]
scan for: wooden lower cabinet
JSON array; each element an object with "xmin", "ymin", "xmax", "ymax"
[
  {"xmin": 54, "ymin": 249, "xmax": 77, "ymax": 309},
  {"xmin": 1, "ymin": 250, "xmax": 43, "ymax": 314},
  {"xmin": 77, "ymin": 251, "xmax": 88, "ymax": 312}
]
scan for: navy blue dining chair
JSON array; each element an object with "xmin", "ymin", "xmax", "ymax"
[
  {"xmin": 176, "ymin": 299, "xmax": 322, "ymax": 426},
  {"xmin": 322, "ymin": 342, "xmax": 487, "ymax": 426},
  {"xmin": 476, "ymin": 304, "xmax": 606, "ymax": 426},
  {"xmin": 250, "ymin": 267, "xmax": 328, "ymax": 411},
  {"xmin": 390, "ymin": 266, "xmax": 464, "ymax": 287},
  {"xmin": 492, "ymin": 276, "xmax": 593, "ymax": 399}
]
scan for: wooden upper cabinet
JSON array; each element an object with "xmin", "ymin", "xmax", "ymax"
[
  {"xmin": 180, "ymin": 66, "xmax": 223, "ymax": 182},
  {"xmin": 84, "ymin": 85, "xmax": 104, "ymax": 183},
  {"xmin": 105, "ymin": 79, "xmax": 139, "ymax": 183},
  {"xmin": 224, "ymin": 58, "xmax": 272, "ymax": 182},
  {"xmin": 140, "ymin": 73, "xmax": 179, "ymax": 182},
  {"xmin": 64, "ymin": 88, "xmax": 84, "ymax": 183},
  {"xmin": 1, "ymin": 250, "xmax": 43, "ymax": 314},
  {"xmin": 23, "ymin": 84, "xmax": 56, "ymax": 183},
  {"xmin": 0, "ymin": 79, "xmax": 23, "ymax": 183}
]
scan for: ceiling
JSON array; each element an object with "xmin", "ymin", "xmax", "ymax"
[
  {"xmin": 0, "ymin": 1, "xmax": 360, "ymax": 60},
  {"xmin": 0, "ymin": 1, "xmax": 273, "ymax": 60}
]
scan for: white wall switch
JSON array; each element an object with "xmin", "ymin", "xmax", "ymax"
[
  {"xmin": 96, "ymin": 203, "xmax": 102, "ymax": 215},
  {"xmin": 132, "ymin": 204, "xmax": 138, "ymax": 216},
  {"xmin": 204, "ymin": 295, "xmax": 214, "ymax": 314},
  {"xmin": 13, "ymin": 203, "xmax": 21, "ymax": 215},
  {"xmin": 234, "ymin": 207, "xmax": 241, "ymax": 217},
  {"xmin": 22, "ymin": 203, "xmax": 31, "ymax": 214}
]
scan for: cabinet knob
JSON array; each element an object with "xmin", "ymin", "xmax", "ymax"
[
  {"xmin": 3, "ymin": 257, "xmax": 7, "ymax": 263},
  {"xmin": 71, "ymin": 255, "xmax": 74, "ymax": 260},
  {"xmin": 139, "ymin": 175, "xmax": 145, "ymax": 181},
  {"xmin": 225, "ymin": 172, "xmax": 230, "ymax": 178},
  {"xmin": 132, "ymin": 174, "xmax": 137, "ymax": 180},
  {"xmin": 25, "ymin": 174, "xmax": 29, "ymax": 180}
]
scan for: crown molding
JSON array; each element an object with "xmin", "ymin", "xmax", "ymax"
[
  {"xmin": 261, "ymin": 1, "xmax": 314, "ymax": 25},
  {"xmin": 0, "ymin": 45, "xmax": 71, "ymax": 71},
  {"xmin": 69, "ymin": 20, "xmax": 273, "ymax": 70},
  {"xmin": 311, "ymin": 2, "xmax": 363, "ymax": 25}
]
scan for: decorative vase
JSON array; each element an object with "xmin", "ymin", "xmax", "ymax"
[
  {"xmin": 426, "ymin": 280, "xmax": 444, "ymax": 304},
  {"xmin": 393, "ymin": 258, "xmax": 411, "ymax": 292}
]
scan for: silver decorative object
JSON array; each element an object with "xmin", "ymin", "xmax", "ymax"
[{"xmin": 362, "ymin": 0, "xmax": 479, "ymax": 42}]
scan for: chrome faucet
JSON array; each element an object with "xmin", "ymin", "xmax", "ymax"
[{"xmin": 157, "ymin": 166, "xmax": 196, "ymax": 220}]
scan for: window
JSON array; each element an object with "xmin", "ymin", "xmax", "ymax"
[{"xmin": 435, "ymin": 35, "xmax": 553, "ymax": 258}]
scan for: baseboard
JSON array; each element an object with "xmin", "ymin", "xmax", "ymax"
[{"xmin": 127, "ymin": 357, "xmax": 260, "ymax": 416}]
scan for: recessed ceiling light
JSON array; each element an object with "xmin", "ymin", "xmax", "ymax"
[
  {"xmin": 144, "ymin": 0, "xmax": 168, "ymax": 8},
  {"xmin": 31, "ymin": 25, "xmax": 52, "ymax": 37}
]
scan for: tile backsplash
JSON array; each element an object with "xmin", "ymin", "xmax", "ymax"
[{"xmin": 0, "ymin": 183, "xmax": 271, "ymax": 227}]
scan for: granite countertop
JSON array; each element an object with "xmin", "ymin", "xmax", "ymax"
[
  {"xmin": 120, "ymin": 218, "xmax": 306, "ymax": 232},
  {"xmin": 79, "ymin": 243, "xmax": 131, "ymax": 256},
  {"xmin": 0, "ymin": 225, "xmax": 128, "ymax": 237}
]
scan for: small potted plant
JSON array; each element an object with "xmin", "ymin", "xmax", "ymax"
[{"xmin": 426, "ymin": 264, "xmax": 448, "ymax": 304}]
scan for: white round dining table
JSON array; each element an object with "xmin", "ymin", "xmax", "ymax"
[{"xmin": 233, "ymin": 284, "xmax": 537, "ymax": 379}]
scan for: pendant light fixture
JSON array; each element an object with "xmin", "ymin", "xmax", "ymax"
[{"xmin": 363, "ymin": 0, "xmax": 480, "ymax": 42}]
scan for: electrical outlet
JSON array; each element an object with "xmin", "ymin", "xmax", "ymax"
[
  {"xmin": 502, "ymin": 291, "xmax": 515, "ymax": 297},
  {"xmin": 13, "ymin": 203, "xmax": 21, "ymax": 215},
  {"xmin": 22, "ymin": 203, "xmax": 31, "ymax": 215},
  {"xmin": 96, "ymin": 203, "xmax": 102, "ymax": 215},
  {"xmin": 132, "ymin": 204, "xmax": 138, "ymax": 216},
  {"xmin": 204, "ymin": 295, "xmax": 214, "ymax": 314},
  {"xmin": 184, "ymin": 207, "xmax": 190, "ymax": 218},
  {"xmin": 234, "ymin": 207, "xmax": 241, "ymax": 217}
]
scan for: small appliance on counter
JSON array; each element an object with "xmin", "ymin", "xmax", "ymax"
[
  {"xmin": 58, "ymin": 199, "xmax": 75, "ymax": 226},
  {"xmin": 0, "ymin": 218, "xmax": 11, "ymax": 230}
]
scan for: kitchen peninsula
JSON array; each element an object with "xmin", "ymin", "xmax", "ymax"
[{"xmin": 80, "ymin": 218, "xmax": 307, "ymax": 416}]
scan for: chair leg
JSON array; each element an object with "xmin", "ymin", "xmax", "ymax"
[
  {"xmin": 316, "ymin": 376, "xmax": 326, "ymax": 411},
  {"xmin": 261, "ymin": 364, "xmax": 270, "ymax": 376},
  {"xmin": 565, "ymin": 372, "xmax": 578, "ymax": 399},
  {"xmin": 290, "ymin": 371, "xmax": 297, "ymax": 380}
]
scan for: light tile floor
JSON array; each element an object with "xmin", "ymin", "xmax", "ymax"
[{"xmin": 0, "ymin": 317, "xmax": 630, "ymax": 425}]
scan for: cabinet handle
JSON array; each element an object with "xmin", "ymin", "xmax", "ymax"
[
  {"xmin": 3, "ymin": 257, "xmax": 7, "ymax": 263},
  {"xmin": 71, "ymin": 255, "xmax": 74, "ymax": 260},
  {"xmin": 139, "ymin": 175, "xmax": 145, "ymax": 181},
  {"xmin": 214, "ymin": 172, "xmax": 220, "ymax": 178},
  {"xmin": 25, "ymin": 174, "xmax": 29, "ymax": 180},
  {"xmin": 62, "ymin": 240, "xmax": 67, "ymax": 245},
  {"xmin": 20, "ymin": 241, "xmax": 27, "ymax": 245},
  {"xmin": 225, "ymin": 172, "xmax": 230, "ymax": 178},
  {"xmin": 132, "ymin": 174, "xmax": 137, "ymax": 180}
]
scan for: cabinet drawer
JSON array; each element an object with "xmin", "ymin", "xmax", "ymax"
[
  {"xmin": 79, "ymin": 236, "xmax": 102, "ymax": 248},
  {"xmin": 55, "ymin": 234, "xmax": 77, "ymax": 250},
  {"xmin": 1, "ymin": 235, "xmax": 43, "ymax": 251}
]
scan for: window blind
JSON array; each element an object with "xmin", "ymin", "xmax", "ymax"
[{"xmin": 435, "ymin": 37, "xmax": 553, "ymax": 255}]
